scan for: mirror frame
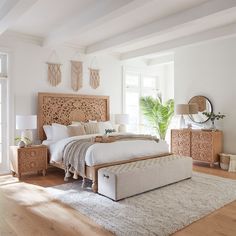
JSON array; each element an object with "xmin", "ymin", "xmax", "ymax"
[{"xmin": 188, "ymin": 95, "xmax": 213, "ymax": 124}]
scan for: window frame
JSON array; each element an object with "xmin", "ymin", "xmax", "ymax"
[
  {"xmin": 0, "ymin": 52, "xmax": 8, "ymax": 173},
  {"xmin": 0, "ymin": 79, "xmax": 7, "ymax": 167},
  {"xmin": 122, "ymin": 66, "xmax": 160, "ymax": 133}
]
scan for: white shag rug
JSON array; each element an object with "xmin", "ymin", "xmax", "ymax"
[{"xmin": 46, "ymin": 172, "xmax": 236, "ymax": 236}]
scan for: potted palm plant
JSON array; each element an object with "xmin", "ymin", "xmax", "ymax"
[{"xmin": 140, "ymin": 96, "xmax": 174, "ymax": 140}]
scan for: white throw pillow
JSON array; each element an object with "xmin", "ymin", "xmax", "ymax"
[
  {"xmin": 71, "ymin": 121, "xmax": 83, "ymax": 125},
  {"xmin": 52, "ymin": 123, "xmax": 69, "ymax": 141},
  {"xmin": 89, "ymin": 120, "xmax": 97, "ymax": 123},
  {"xmin": 43, "ymin": 125, "xmax": 53, "ymax": 140},
  {"xmin": 98, "ymin": 121, "xmax": 114, "ymax": 134}
]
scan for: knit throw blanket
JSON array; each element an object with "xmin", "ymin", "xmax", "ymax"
[{"xmin": 63, "ymin": 138, "xmax": 94, "ymax": 178}]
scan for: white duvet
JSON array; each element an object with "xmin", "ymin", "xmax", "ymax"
[{"xmin": 43, "ymin": 133, "xmax": 169, "ymax": 167}]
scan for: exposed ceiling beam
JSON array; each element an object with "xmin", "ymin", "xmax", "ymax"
[
  {"xmin": 0, "ymin": 0, "xmax": 38, "ymax": 35},
  {"xmin": 146, "ymin": 54, "xmax": 174, "ymax": 66},
  {"xmin": 120, "ymin": 23, "xmax": 236, "ymax": 60},
  {"xmin": 43, "ymin": 0, "xmax": 152, "ymax": 47},
  {"xmin": 86, "ymin": 0, "xmax": 236, "ymax": 54}
]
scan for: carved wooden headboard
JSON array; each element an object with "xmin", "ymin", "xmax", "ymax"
[{"xmin": 38, "ymin": 92, "xmax": 110, "ymax": 141}]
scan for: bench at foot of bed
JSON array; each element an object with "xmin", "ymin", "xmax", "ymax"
[{"xmin": 97, "ymin": 155, "xmax": 192, "ymax": 201}]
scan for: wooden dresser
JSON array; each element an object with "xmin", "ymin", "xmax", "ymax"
[{"xmin": 171, "ymin": 129, "xmax": 223, "ymax": 167}]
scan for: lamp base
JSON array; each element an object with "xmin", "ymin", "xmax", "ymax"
[
  {"xmin": 21, "ymin": 130, "xmax": 33, "ymax": 145},
  {"xmin": 118, "ymin": 124, "xmax": 126, "ymax": 133},
  {"xmin": 179, "ymin": 115, "xmax": 186, "ymax": 129}
]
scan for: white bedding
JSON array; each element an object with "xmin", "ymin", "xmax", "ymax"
[{"xmin": 43, "ymin": 133, "xmax": 169, "ymax": 167}]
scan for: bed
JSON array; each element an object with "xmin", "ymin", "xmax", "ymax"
[{"xmin": 38, "ymin": 92, "xmax": 170, "ymax": 192}]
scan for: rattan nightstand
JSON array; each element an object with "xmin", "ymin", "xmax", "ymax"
[{"xmin": 10, "ymin": 145, "xmax": 48, "ymax": 179}]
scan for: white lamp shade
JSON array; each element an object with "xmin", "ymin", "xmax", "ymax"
[
  {"xmin": 16, "ymin": 115, "xmax": 37, "ymax": 130},
  {"xmin": 115, "ymin": 114, "xmax": 129, "ymax": 125}
]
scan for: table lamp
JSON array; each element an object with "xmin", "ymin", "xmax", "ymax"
[
  {"xmin": 16, "ymin": 115, "xmax": 37, "ymax": 145},
  {"xmin": 175, "ymin": 104, "xmax": 190, "ymax": 129},
  {"xmin": 115, "ymin": 114, "xmax": 129, "ymax": 132}
]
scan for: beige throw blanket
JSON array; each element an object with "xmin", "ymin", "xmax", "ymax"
[{"xmin": 63, "ymin": 138, "xmax": 94, "ymax": 178}]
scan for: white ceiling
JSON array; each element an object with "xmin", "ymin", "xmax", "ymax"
[{"xmin": 1, "ymin": 0, "xmax": 236, "ymax": 59}]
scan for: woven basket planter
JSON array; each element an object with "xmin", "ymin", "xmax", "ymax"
[{"xmin": 219, "ymin": 153, "xmax": 230, "ymax": 170}]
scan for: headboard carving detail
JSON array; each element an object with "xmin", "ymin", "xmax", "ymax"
[{"xmin": 38, "ymin": 92, "xmax": 110, "ymax": 140}]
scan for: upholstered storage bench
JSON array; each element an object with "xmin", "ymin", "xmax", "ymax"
[{"xmin": 98, "ymin": 155, "xmax": 192, "ymax": 201}]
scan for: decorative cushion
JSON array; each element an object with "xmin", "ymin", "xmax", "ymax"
[
  {"xmin": 89, "ymin": 120, "xmax": 97, "ymax": 123},
  {"xmin": 43, "ymin": 125, "xmax": 53, "ymax": 140},
  {"xmin": 68, "ymin": 125, "xmax": 86, "ymax": 137},
  {"xmin": 71, "ymin": 121, "xmax": 83, "ymax": 125},
  {"xmin": 52, "ymin": 123, "xmax": 69, "ymax": 141},
  {"xmin": 83, "ymin": 122, "xmax": 99, "ymax": 134},
  {"xmin": 98, "ymin": 121, "xmax": 114, "ymax": 134}
]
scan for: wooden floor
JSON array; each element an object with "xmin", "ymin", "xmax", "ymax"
[{"xmin": 0, "ymin": 163, "xmax": 236, "ymax": 236}]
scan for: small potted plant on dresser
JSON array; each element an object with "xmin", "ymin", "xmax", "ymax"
[{"xmin": 203, "ymin": 112, "xmax": 226, "ymax": 130}]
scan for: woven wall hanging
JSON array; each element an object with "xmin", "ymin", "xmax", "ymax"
[
  {"xmin": 47, "ymin": 62, "xmax": 62, "ymax": 87},
  {"xmin": 46, "ymin": 50, "xmax": 62, "ymax": 87},
  {"xmin": 89, "ymin": 68, "xmax": 100, "ymax": 89},
  {"xmin": 71, "ymin": 60, "xmax": 83, "ymax": 91}
]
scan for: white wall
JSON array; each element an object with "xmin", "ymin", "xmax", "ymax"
[
  {"xmin": 174, "ymin": 37, "xmax": 236, "ymax": 153},
  {"xmin": 0, "ymin": 36, "xmax": 122, "ymax": 144}
]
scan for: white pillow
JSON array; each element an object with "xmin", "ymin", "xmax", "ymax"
[
  {"xmin": 98, "ymin": 121, "xmax": 114, "ymax": 134},
  {"xmin": 43, "ymin": 125, "xmax": 53, "ymax": 140},
  {"xmin": 71, "ymin": 121, "xmax": 82, "ymax": 125},
  {"xmin": 89, "ymin": 120, "xmax": 97, "ymax": 123},
  {"xmin": 52, "ymin": 123, "xmax": 69, "ymax": 141}
]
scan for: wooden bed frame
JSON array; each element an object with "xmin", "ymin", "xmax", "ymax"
[{"xmin": 38, "ymin": 92, "xmax": 170, "ymax": 192}]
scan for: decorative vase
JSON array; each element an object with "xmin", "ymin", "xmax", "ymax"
[
  {"xmin": 18, "ymin": 140, "xmax": 25, "ymax": 148},
  {"xmin": 210, "ymin": 119, "xmax": 216, "ymax": 131}
]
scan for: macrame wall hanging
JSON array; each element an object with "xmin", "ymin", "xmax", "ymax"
[
  {"xmin": 71, "ymin": 60, "xmax": 83, "ymax": 91},
  {"xmin": 46, "ymin": 50, "xmax": 62, "ymax": 87},
  {"xmin": 89, "ymin": 68, "xmax": 100, "ymax": 89},
  {"xmin": 89, "ymin": 57, "xmax": 100, "ymax": 89}
]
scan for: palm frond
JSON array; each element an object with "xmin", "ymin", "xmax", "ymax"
[{"xmin": 140, "ymin": 96, "xmax": 174, "ymax": 140}]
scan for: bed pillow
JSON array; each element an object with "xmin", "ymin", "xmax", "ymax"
[
  {"xmin": 68, "ymin": 125, "xmax": 86, "ymax": 137},
  {"xmin": 98, "ymin": 121, "xmax": 114, "ymax": 134},
  {"xmin": 71, "ymin": 121, "xmax": 83, "ymax": 125},
  {"xmin": 83, "ymin": 122, "xmax": 99, "ymax": 134},
  {"xmin": 52, "ymin": 123, "xmax": 69, "ymax": 141},
  {"xmin": 89, "ymin": 120, "xmax": 97, "ymax": 123},
  {"xmin": 43, "ymin": 125, "xmax": 53, "ymax": 140}
]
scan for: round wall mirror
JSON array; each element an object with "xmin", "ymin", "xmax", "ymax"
[{"xmin": 188, "ymin": 95, "xmax": 213, "ymax": 124}]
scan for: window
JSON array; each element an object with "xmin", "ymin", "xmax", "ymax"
[
  {"xmin": 0, "ymin": 53, "xmax": 8, "ymax": 172},
  {"xmin": 123, "ymin": 68, "xmax": 160, "ymax": 134}
]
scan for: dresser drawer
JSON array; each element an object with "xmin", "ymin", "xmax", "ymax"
[
  {"xmin": 171, "ymin": 130, "xmax": 191, "ymax": 156},
  {"xmin": 17, "ymin": 147, "xmax": 47, "ymax": 174},
  {"xmin": 191, "ymin": 131, "xmax": 213, "ymax": 144},
  {"xmin": 191, "ymin": 150, "xmax": 213, "ymax": 162}
]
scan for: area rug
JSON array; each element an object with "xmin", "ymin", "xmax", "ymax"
[{"xmin": 46, "ymin": 172, "xmax": 236, "ymax": 236}]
